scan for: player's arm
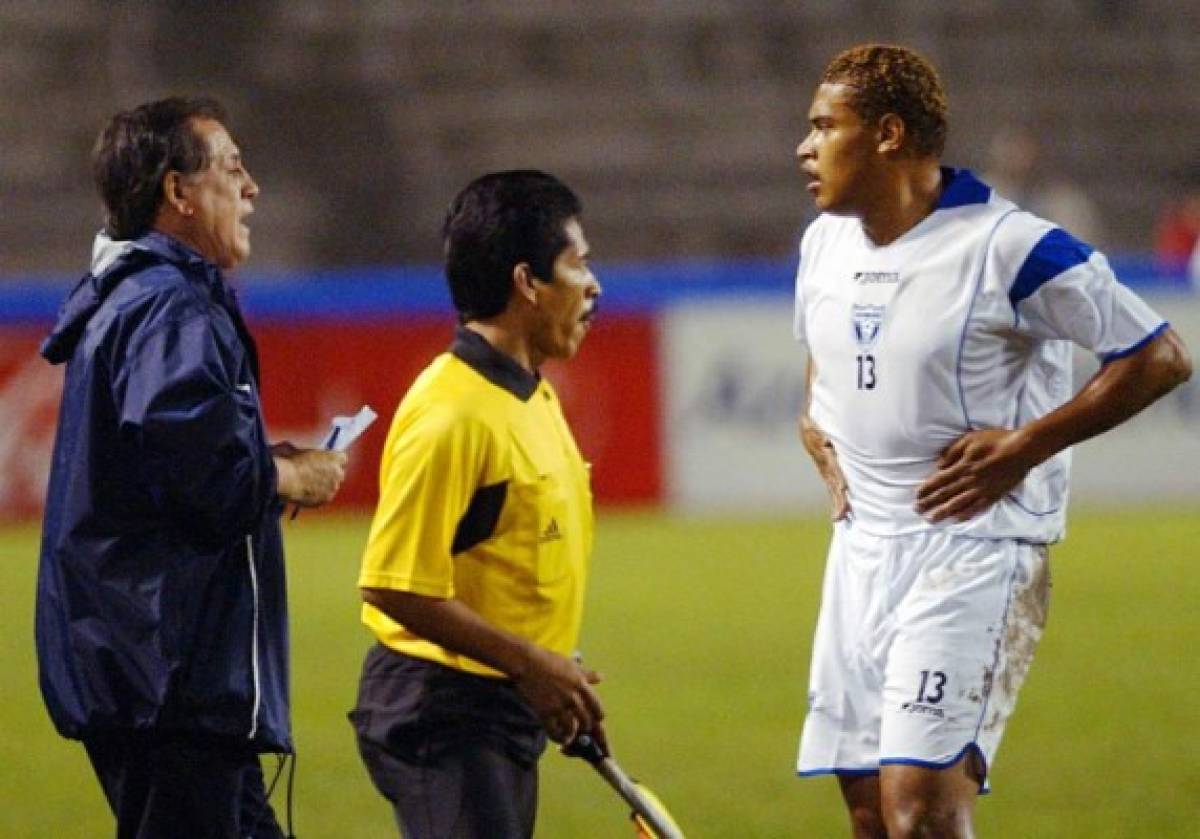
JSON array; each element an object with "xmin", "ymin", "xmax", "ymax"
[
  {"xmin": 916, "ymin": 328, "xmax": 1192, "ymax": 522},
  {"xmin": 361, "ymin": 587, "xmax": 605, "ymax": 746},
  {"xmin": 799, "ymin": 356, "xmax": 850, "ymax": 520}
]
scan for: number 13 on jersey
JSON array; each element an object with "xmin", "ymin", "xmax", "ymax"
[{"xmin": 856, "ymin": 354, "xmax": 877, "ymax": 390}]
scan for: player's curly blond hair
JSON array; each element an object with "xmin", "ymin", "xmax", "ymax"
[{"xmin": 822, "ymin": 44, "xmax": 948, "ymax": 158}]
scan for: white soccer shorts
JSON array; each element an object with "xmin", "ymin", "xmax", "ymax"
[{"xmin": 796, "ymin": 520, "xmax": 1050, "ymax": 786}]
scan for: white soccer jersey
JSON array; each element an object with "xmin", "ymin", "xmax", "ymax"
[{"xmin": 794, "ymin": 168, "xmax": 1167, "ymax": 542}]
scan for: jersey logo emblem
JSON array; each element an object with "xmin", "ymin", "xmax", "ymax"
[
  {"xmin": 539, "ymin": 518, "xmax": 563, "ymax": 543},
  {"xmin": 851, "ymin": 303, "xmax": 886, "ymax": 349},
  {"xmin": 900, "ymin": 700, "xmax": 946, "ymax": 719},
  {"xmin": 853, "ymin": 271, "xmax": 900, "ymax": 285}
]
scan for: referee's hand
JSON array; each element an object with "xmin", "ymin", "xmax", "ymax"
[{"xmin": 513, "ymin": 647, "xmax": 605, "ymax": 745}]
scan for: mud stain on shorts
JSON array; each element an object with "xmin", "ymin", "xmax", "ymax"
[{"xmin": 984, "ymin": 546, "xmax": 1051, "ymax": 732}]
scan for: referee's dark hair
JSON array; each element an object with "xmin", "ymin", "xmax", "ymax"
[
  {"xmin": 443, "ymin": 170, "xmax": 582, "ymax": 322},
  {"xmin": 93, "ymin": 96, "xmax": 228, "ymax": 240}
]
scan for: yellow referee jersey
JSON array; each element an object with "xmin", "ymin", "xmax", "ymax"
[{"xmin": 358, "ymin": 327, "xmax": 595, "ymax": 677}]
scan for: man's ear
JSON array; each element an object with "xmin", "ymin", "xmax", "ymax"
[
  {"xmin": 877, "ymin": 113, "xmax": 906, "ymax": 155},
  {"xmin": 513, "ymin": 262, "xmax": 539, "ymax": 305},
  {"xmin": 161, "ymin": 171, "xmax": 193, "ymax": 217}
]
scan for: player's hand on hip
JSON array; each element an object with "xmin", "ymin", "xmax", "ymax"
[
  {"xmin": 916, "ymin": 428, "xmax": 1036, "ymax": 522},
  {"xmin": 273, "ymin": 446, "xmax": 348, "ymax": 507},
  {"xmin": 514, "ymin": 646, "xmax": 605, "ymax": 744},
  {"xmin": 800, "ymin": 415, "xmax": 851, "ymax": 520}
]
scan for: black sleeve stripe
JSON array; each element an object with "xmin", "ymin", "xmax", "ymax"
[{"xmin": 451, "ymin": 481, "xmax": 507, "ymax": 555}]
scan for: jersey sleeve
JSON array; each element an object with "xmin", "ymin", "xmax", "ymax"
[
  {"xmin": 998, "ymin": 219, "xmax": 1168, "ymax": 361},
  {"xmin": 358, "ymin": 400, "xmax": 490, "ymax": 597}
]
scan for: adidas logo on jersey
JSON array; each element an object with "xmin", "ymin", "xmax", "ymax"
[{"xmin": 539, "ymin": 518, "xmax": 563, "ymax": 543}]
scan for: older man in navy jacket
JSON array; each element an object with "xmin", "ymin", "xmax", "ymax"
[{"xmin": 37, "ymin": 97, "xmax": 346, "ymax": 839}]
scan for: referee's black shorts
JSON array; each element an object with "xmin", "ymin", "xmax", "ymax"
[{"xmin": 349, "ymin": 644, "xmax": 548, "ymax": 839}]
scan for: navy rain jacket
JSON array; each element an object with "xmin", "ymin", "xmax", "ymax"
[{"xmin": 36, "ymin": 231, "xmax": 292, "ymax": 752}]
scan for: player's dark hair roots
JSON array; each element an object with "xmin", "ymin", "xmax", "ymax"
[{"xmin": 823, "ymin": 44, "xmax": 948, "ymax": 158}]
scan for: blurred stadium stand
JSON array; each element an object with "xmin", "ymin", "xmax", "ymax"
[
  {"xmin": 2, "ymin": 1, "xmax": 1199, "ymax": 275},
  {"xmin": 2, "ymin": 2, "xmax": 1198, "ymax": 520}
]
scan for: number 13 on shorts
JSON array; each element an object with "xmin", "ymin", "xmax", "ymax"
[
  {"xmin": 915, "ymin": 669, "xmax": 946, "ymax": 704},
  {"xmin": 897, "ymin": 668, "xmax": 949, "ymax": 719}
]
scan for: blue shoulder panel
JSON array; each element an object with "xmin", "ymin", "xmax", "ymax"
[
  {"xmin": 938, "ymin": 167, "xmax": 991, "ymax": 209},
  {"xmin": 1009, "ymin": 227, "xmax": 1095, "ymax": 308}
]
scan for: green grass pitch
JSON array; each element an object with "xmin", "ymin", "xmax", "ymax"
[{"xmin": 3, "ymin": 508, "xmax": 1197, "ymax": 837}]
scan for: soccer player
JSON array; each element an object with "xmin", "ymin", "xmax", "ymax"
[
  {"xmin": 350, "ymin": 170, "xmax": 604, "ymax": 838},
  {"xmin": 792, "ymin": 45, "xmax": 1192, "ymax": 838},
  {"xmin": 36, "ymin": 97, "xmax": 346, "ymax": 838}
]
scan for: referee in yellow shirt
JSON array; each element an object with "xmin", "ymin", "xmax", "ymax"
[{"xmin": 350, "ymin": 170, "xmax": 605, "ymax": 839}]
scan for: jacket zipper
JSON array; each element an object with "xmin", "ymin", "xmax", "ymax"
[{"xmin": 245, "ymin": 533, "xmax": 262, "ymax": 740}]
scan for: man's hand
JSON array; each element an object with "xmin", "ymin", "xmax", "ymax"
[
  {"xmin": 512, "ymin": 646, "xmax": 606, "ymax": 746},
  {"xmin": 800, "ymin": 415, "xmax": 850, "ymax": 521},
  {"xmin": 273, "ymin": 443, "xmax": 347, "ymax": 507},
  {"xmin": 800, "ymin": 359, "xmax": 849, "ymax": 521},
  {"xmin": 916, "ymin": 428, "xmax": 1037, "ymax": 522}
]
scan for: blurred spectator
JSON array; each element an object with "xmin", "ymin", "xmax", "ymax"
[
  {"xmin": 983, "ymin": 124, "xmax": 1107, "ymax": 246},
  {"xmin": 1153, "ymin": 166, "xmax": 1200, "ymax": 278}
]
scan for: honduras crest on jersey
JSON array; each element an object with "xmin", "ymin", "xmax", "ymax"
[{"xmin": 851, "ymin": 303, "xmax": 886, "ymax": 349}]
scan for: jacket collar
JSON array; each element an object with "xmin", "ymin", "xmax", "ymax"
[
  {"xmin": 450, "ymin": 326, "xmax": 540, "ymax": 402},
  {"xmin": 136, "ymin": 230, "xmax": 240, "ymax": 310},
  {"xmin": 41, "ymin": 230, "xmax": 241, "ymax": 365}
]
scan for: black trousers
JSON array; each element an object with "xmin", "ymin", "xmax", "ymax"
[
  {"xmin": 82, "ymin": 732, "xmax": 285, "ymax": 839},
  {"xmin": 349, "ymin": 645, "xmax": 548, "ymax": 839}
]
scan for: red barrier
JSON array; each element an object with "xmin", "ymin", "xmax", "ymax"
[
  {"xmin": 0, "ymin": 328, "xmax": 61, "ymax": 521},
  {"xmin": 0, "ymin": 316, "xmax": 661, "ymax": 521},
  {"xmin": 544, "ymin": 315, "xmax": 661, "ymax": 504}
]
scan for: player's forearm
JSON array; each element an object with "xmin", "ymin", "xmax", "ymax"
[
  {"xmin": 799, "ymin": 413, "xmax": 829, "ymax": 462},
  {"xmin": 360, "ymin": 587, "xmax": 537, "ymax": 679},
  {"xmin": 799, "ymin": 356, "xmax": 824, "ymax": 462},
  {"xmin": 1015, "ymin": 329, "xmax": 1192, "ymax": 465}
]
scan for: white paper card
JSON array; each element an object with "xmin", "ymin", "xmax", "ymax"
[{"xmin": 322, "ymin": 405, "xmax": 378, "ymax": 452}]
